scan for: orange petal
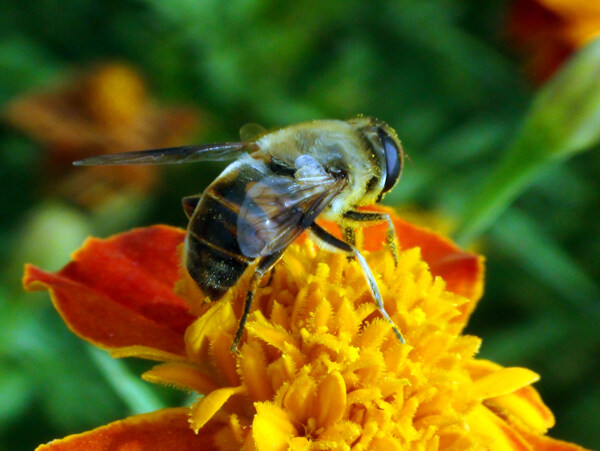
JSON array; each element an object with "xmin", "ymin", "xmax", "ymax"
[
  {"xmin": 36, "ymin": 408, "xmax": 218, "ymax": 451},
  {"xmin": 508, "ymin": 0, "xmax": 600, "ymax": 83},
  {"xmin": 24, "ymin": 265, "xmax": 187, "ymax": 355},
  {"xmin": 23, "ymin": 226, "xmax": 193, "ymax": 355},
  {"xmin": 388, "ymin": 209, "xmax": 484, "ymax": 308}
]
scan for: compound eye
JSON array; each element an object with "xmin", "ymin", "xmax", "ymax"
[{"xmin": 379, "ymin": 129, "xmax": 403, "ymax": 193}]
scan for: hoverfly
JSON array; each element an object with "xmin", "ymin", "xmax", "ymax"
[{"xmin": 75, "ymin": 117, "xmax": 405, "ymax": 351}]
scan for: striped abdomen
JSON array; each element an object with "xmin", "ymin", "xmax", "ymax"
[{"xmin": 184, "ymin": 159, "xmax": 265, "ymax": 300}]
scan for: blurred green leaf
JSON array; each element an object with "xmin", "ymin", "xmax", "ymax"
[
  {"xmin": 87, "ymin": 346, "xmax": 166, "ymax": 415},
  {"xmin": 0, "ymin": 295, "xmax": 128, "ymax": 432},
  {"xmin": 0, "ymin": 290, "xmax": 35, "ymax": 429},
  {"xmin": 479, "ymin": 316, "xmax": 571, "ymax": 364},
  {"xmin": 7, "ymin": 202, "xmax": 91, "ymax": 281},
  {"xmin": 455, "ymin": 37, "xmax": 600, "ymax": 245},
  {"xmin": 0, "ymin": 366, "xmax": 33, "ymax": 428},
  {"xmin": 0, "ymin": 37, "xmax": 60, "ymax": 103},
  {"xmin": 556, "ymin": 387, "xmax": 600, "ymax": 447},
  {"xmin": 89, "ymin": 194, "xmax": 153, "ymax": 237},
  {"xmin": 490, "ymin": 209, "xmax": 600, "ymax": 312}
]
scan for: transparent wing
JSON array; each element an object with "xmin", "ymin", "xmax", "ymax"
[
  {"xmin": 239, "ymin": 123, "xmax": 266, "ymax": 142},
  {"xmin": 73, "ymin": 142, "xmax": 258, "ymax": 166},
  {"xmin": 237, "ymin": 164, "xmax": 346, "ymax": 258}
]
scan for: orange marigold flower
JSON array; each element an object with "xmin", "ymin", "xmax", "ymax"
[
  {"xmin": 4, "ymin": 62, "xmax": 202, "ymax": 208},
  {"xmin": 508, "ymin": 0, "xmax": 600, "ymax": 82},
  {"xmin": 23, "ymin": 207, "xmax": 589, "ymax": 450}
]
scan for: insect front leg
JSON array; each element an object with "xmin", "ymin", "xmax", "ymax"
[
  {"xmin": 343, "ymin": 227, "xmax": 357, "ymax": 264},
  {"xmin": 231, "ymin": 250, "xmax": 285, "ymax": 353},
  {"xmin": 343, "ymin": 210, "xmax": 400, "ymax": 267},
  {"xmin": 309, "ymin": 223, "xmax": 405, "ymax": 344},
  {"xmin": 343, "ymin": 226, "xmax": 356, "ymax": 246}
]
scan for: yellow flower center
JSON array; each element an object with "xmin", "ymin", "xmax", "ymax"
[{"xmin": 143, "ymin": 236, "xmax": 544, "ymax": 450}]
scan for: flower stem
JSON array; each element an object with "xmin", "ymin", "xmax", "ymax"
[
  {"xmin": 453, "ymin": 135, "xmax": 549, "ymax": 246},
  {"xmin": 454, "ymin": 37, "xmax": 600, "ymax": 246}
]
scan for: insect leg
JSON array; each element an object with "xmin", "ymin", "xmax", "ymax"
[
  {"xmin": 343, "ymin": 226, "xmax": 356, "ymax": 246},
  {"xmin": 231, "ymin": 250, "xmax": 285, "ymax": 352},
  {"xmin": 343, "ymin": 227, "xmax": 357, "ymax": 263},
  {"xmin": 259, "ymin": 267, "xmax": 276, "ymax": 288},
  {"xmin": 309, "ymin": 223, "xmax": 405, "ymax": 344},
  {"xmin": 343, "ymin": 210, "xmax": 400, "ymax": 267}
]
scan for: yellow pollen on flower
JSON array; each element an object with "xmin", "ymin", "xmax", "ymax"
[{"xmin": 148, "ymin": 236, "xmax": 558, "ymax": 450}]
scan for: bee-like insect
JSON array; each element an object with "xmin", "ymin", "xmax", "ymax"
[{"xmin": 75, "ymin": 117, "xmax": 405, "ymax": 351}]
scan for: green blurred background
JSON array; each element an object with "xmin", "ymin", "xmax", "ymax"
[{"xmin": 1, "ymin": 1, "xmax": 599, "ymax": 449}]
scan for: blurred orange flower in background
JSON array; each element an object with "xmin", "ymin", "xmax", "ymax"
[
  {"xmin": 508, "ymin": 0, "xmax": 600, "ymax": 82},
  {"xmin": 23, "ymin": 207, "xmax": 589, "ymax": 450},
  {"xmin": 4, "ymin": 63, "xmax": 202, "ymax": 208}
]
